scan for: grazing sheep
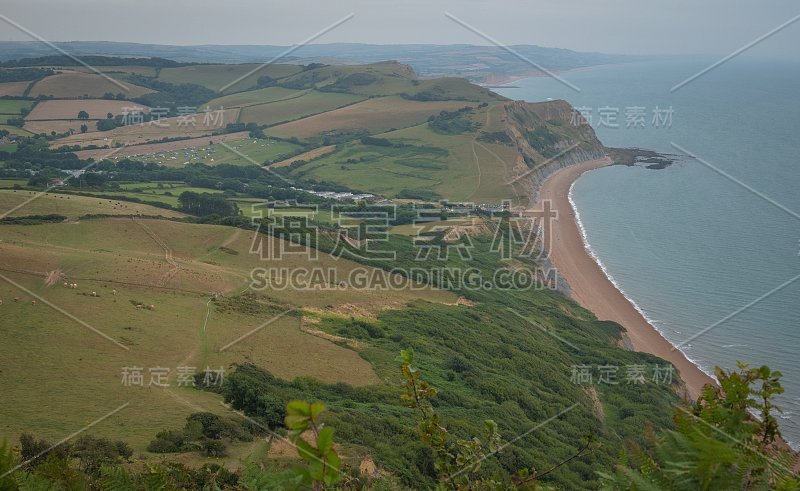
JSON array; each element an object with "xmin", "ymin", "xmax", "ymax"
[
  {"xmin": 149, "ymin": 305, "xmax": 155, "ymax": 310},
  {"xmin": 31, "ymin": 300, "xmax": 36, "ymax": 305},
  {"xmin": 91, "ymin": 291, "xmax": 97, "ymax": 297},
  {"xmin": 112, "ymin": 289, "xmax": 117, "ymax": 296},
  {"xmin": 13, "ymin": 297, "xmax": 19, "ymax": 302},
  {"xmin": 0, "ymin": 299, "xmax": 3, "ymax": 305},
  {"xmin": 63, "ymin": 282, "xmax": 68, "ymax": 288}
]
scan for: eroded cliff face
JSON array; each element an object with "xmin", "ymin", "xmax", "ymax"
[{"xmin": 501, "ymin": 99, "xmax": 606, "ymax": 202}]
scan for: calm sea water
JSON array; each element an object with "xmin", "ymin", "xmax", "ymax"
[{"xmin": 497, "ymin": 58, "xmax": 800, "ymax": 447}]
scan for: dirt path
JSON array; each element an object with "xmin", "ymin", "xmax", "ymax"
[
  {"xmin": 133, "ymin": 219, "xmax": 180, "ymax": 287},
  {"xmin": 466, "ymin": 140, "xmax": 482, "ymax": 201}
]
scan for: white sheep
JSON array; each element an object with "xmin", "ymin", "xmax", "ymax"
[
  {"xmin": 63, "ymin": 282, "xmax": 68, "ymax": 288},
  {"xmin": 31, "ymin": 300, "xmax": 36, "ymax": 305},
  {"xmin": 112, "ymin": 289, "xmax": 117, "ymax": 296},
  {"xmin": 91, "ymin": 291, "xmax": 97, "ymax": 297}
]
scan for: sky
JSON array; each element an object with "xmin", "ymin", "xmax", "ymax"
[{"xmin": 1, "ymin": 0, "xmax": 799, "ymax": 59}]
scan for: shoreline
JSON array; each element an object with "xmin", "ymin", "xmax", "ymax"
[{"xmin": 537, "ymin": 158, "xmax": 715, "ymax": 399}]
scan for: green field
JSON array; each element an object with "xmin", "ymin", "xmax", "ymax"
[
  {"xmin": 239, "ymin": 91, "xmax": 365, "ymax": 127},
  {"xmin": 285, "ymin": 103, "xmax": 520, "ymax": 202},
  {"xmin": 109, "ymin": 184, "xmax": 227, "ymax": 207},
  {"xmin": 60, "ymin": 65, "xmax": 159, "ymax": 77},
  {"xmin": 0, "ymin": 190, "xmax": 187, "ymax": 219},
  {"xmin": 0, "ymin": 178, "xmax": 26, "ymax": 188},
  {"xmin": 157, "ymin": 64, "xmax": 304, "ymax": 93},
  {"xmin": 134, "ymin": 137, "xmax": 304, "ymax": 167},
  {"xmin": 0, "ymin": 99, "xmax": 34, "ymax": 114},
  {"xmin": 0, "ymin": 125, "xmax": 34, "ymax": 137},
  {"xmin": 205, "ymin": 86, "xmax": 305, "ymax": 108},
  {"xmin": 268, "ymin": 96, "xmax": 474, "ymax": 140},
  {"xmin": 28, "ymin": 72, "xmax": 154, "ymax": 98}
]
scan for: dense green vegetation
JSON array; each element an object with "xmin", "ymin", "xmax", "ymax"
[
  {"xmin": 178, "ymin": 190, "xmax": 239, "ymax": 217},
  {"xmin": 0, "ymin": 55, "xmax": 186, "ymax": 68},
  {"xmin": 427, "ymin": 106, "xmax": 482, "ymax": 135},
  {"xmin": 127, "ymin": 74, "xmax": 218, "ymax": 110},
  {"xmin": 0, "ymin": 67, "xmax": 54, "ymax": 83},
  {"xmin": 3, "ymin": 360, "xmax": 796, "ymax": 489}
]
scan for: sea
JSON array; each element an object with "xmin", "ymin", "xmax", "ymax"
[{"xmin": 496, "ymin": 57, "xmax": 800, "ymax": 448}]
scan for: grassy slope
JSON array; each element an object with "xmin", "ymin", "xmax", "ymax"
[
  {"xmin": 157, "ymin": 64, "xmax": 304, "ymax": 93},
  {"xmin": 238, "ymin": 90, "xmax": 365, "ymax": 127},
  {"xmin": 28, "ymin": 71, "xmax": 154, "ymax": 98},
  {"xmin": 267, "ymin": 96, "xmax": 474, "ymax": 139},
  {"xmin": 0, "ymin": 218, "xmax": 455, "ymax": 450},
  {"xmin": 204, "ymin": 86, "xmax": 305, "ymax": 109},
  {"xmin": 286, "ymin": 101, "xmax": 522, "ymax": 202},
  {"xmin": 0, "ymin": 190, "xmax": 186, "ymax": 219},
  {"xmin": 133, "ymin": 137, "xmax": 303, "ymax": 168}
]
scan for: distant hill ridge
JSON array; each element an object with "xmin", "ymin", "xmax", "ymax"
[{"xmin": 0, "ymin": 41, "xmax": 643, "ymax": 84}]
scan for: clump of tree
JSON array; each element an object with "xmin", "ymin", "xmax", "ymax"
[
  {"xmin": 359, "ymin": 135, "xmax": 395, "ymax": 147},
  {"xmin": 478, "ymin": 130, "xmax": 513, "ymax": 145},
  {"xmin": 0, "ymin": 67, "xmax": 54, "ymax": 82},
  {"xmin": 128, "ymin": 75, "xmax": 217, "ymax": 109},
  {"xmin": 427, "ymin": 106, "xmax": 480, "ymax": 135},
  {"xmin": 0, "ymin": 55, "xmax": 185, "ymax": 68},
  {"xmin": 599, "ymin": 362, "xmax": 799, "ymax": 489},
  {"xmin": 148, "ymin": 412, "xmax": 255, "ymax": 457},
  {"xmin": 0, "ymin": 214, "xmax": 67, "ymax": 225},
  {"xmin": 178, "ymin": 190, "xmax": 239, "ymax": 217}
]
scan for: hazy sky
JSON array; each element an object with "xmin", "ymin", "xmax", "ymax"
[{"xmin": 2, "ymin": 0, "xmax": 799, "ymax": 58}]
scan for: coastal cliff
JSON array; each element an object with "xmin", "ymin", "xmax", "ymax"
[{"xmin": 501, "ymin": 99, "xmax": 607, "ymax": 201}]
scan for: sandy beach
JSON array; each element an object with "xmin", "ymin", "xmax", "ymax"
[{"xmin": 537, "ymin": 158, "xmax": 715, "ymax": 399}]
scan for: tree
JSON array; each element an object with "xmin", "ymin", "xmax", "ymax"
[
  {"xmin": 399, "ymin": 349, "xmax": 595, "ymax": 489},
  {"xmin": 178, "ymin": 191, "xmax": 239, "ymax": 217},
  {"xmin": 599, "ymin": 362, "xmax": 799, "ymax": 489},
  {"xmin": 77, "ymin": 110, "xmax": 89, "ymax": 120},
  {"xmin": 80, "ymin": 124, "xmax": 88, "ymax": 133},
  {"xmin": 71, "ymin": 435, "xmax": 132, "ymax": 476}
]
